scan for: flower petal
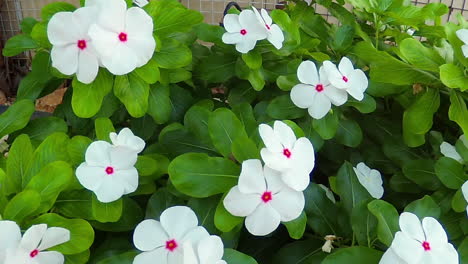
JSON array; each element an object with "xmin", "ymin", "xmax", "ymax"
[
  {"xmin": 110, "ymin": 146, "xmax": 138, "ymax": 169},
  {"xmin": 291, "ymin": 137, "xmax": 315, "ymax": 173},
  {"xmin": 167, "ymin": 249, "xmax": 184, "ymax": 264},
  {"xmin": 235, "ymin": 38, "xmax": 257, "ymax": 54},
  {"xmin": 238, "ymin": 159, "xmax": 266, "ymax": 194},
  {"xmin": 182, "ymin": 242, "xmax": 198, "ymax": 264},
  {"xmin": 223, "ymin": 186, "xmax": 261, "ymax": 217},
  {"xmin": 399, "ymin": 212, "xmax": 425, "ymax": 242},
  {"xmin": 267, "ymin": 24, "xmax": 284, "ymax": 49},
  {"xmin": 440, "ymin": 142, "xmax": 463, "ymax": 163},
  {"xmin": 126, "ymin": 7, "xmax": 154, "ymax": 38},
  {"xmin": 20, "ymin": 224, "xmax": 47, "ymax": 252},
  {"xmin": 259, "ymin": 123, "xmax": 283, "ymax": 153},
  {"xmin": 101, "ymin": 43, "xmax": 139, "ymax": 75},
  {"xmin": 290, "ymin": 84, "xmax": 315, "ymax": 109},
  {"xmin": 456, "ymin": 29, "xmax": 468, "ymax": 44},
  {"xmin": 95, "ymin": 0, "xmax": 126, "ymax": 33},
  {"xmin": 125, "ymin": 27, "xmax": 156, "ymax": 66},
  {"xmin": 72, "ymin": 6, "xmax": 98, "ymax": 36},
  {"xmin": 38, "ymin": 227, "xmax": 70, "ymax": 251},
  {"xmin": 76, "ymin": 163, "xmax": 106, "ymax": 191},
  {"xmin": 113, "ymin": 168, "xmax": 139, "ymax": 195},
  {"xmin": 94, "ymin": 176, "xmax": 125, "ymax": 203},
  {"xmin": 85, "ymin": 141, "xmax": 112, "ymax": 166},
  {"xmin": 307, "ymin": 92, "xmax": 331, "ymax": 119},
  {"xmin": 197, "ymin": 236, "xmax": 224, "ymax": 263},
  {"xmin": 391, "ymin": 231, "xmax": 423, "ymax": 263},
  {"xmin": 133, "ymin": 219, "xmax": 168, "ymax": 251},
  {"xmin": 280, "ymin": 167, "xmax": 310, "ymax": 192},
  {"xmin": 379, "ymin": 248, "xmax": 407, "ymax": 264},
  {"xmin": 260, "ymin": 9, "xmax": 273, "ymax": 26},
  {"xmin": 77, "ymin": 49, "xmax": 99, "ymax": 84},
  {"xmin": 462, "ymin": 45, "xmax": 468, "ymax": 58},
  {"xmin": 0, "ymin": 221, "xmax": 21, "ymax": 250},
  {"xmin": 264, "ymin": 166, "xmax": 285, "ymax": 194},
  {"xmin": 181, "ymin": 226, "xmax": 210, "ymax": 245},
  {"xmin": 88, "ymin": 24, "xmax": 119, "ymax": 59},
  {"xmin": 47, "ymin": 12, "xmax": 80, "ymax": 45},
  {"xmin": 133, "ymin": 248, "xmax": 168, "ymax": 264},
  {"xmin": 274, "ymin": 121, "xmax": 297, "ymax": 150},
  {"xmin": 462, "ymin": 181, "xmax": 468, "ymax": 202},
  {"xmin": 346, "ymin": 70, "xmax": 368, "ymax": 101},
  {"xmin": 260, "ymin": 148, "xmax": 290, "ymax": 171},
  {"xmin": 239, "ymin": 10, "xmax": 267, "ymax": 40},
  {"xmin": 160, "ymin": 206, "xmax": 198, "ymax": 240},
  {"xmin": 223, "ymin": 14, "xmax": 241, "ymax": 33},
  {"xmin": 323, "ymin": 85, "xmax": 348, "ymax": 106},
  {"xmin": 323, "ymin": 60, "xmax": 345, "ymax": 89},
  {"xmin": 270, "ymin": 188, "xmax": 304, "ymax": 222},
  {"xmin": 222, "ymin": 32, "xmax": 242, "ymax": 44},
  {"xmin": 51, "ymin": 44, "xmax": 79, "ymax": 76},
  {"xmin": 338, "ymin": 57, "xmax": 354, "ymax": 77},
  {"xmin": 245, "ymin": 204, "xmax": 281, "ymax": 236},
  {"xmin": 35, "ymin": 251, "xmax": 64, "ymax": 264},
  {"xmin": 422, "ymin": 217, "xmax": 448, "ymax": 248},
  {"xmin": 112, "ymin": 127, "xmax": 146, "ymax": 153},
  {"xmin": 297, "ymin": 61, "xmax": 319, "ymax": 86}
]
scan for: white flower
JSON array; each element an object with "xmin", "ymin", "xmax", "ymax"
[
  {"xmin": 0, "ymin": 222, "xmax": 70, "ymax": 264},
  {"xmin": 76, "ymin": 141, "xmax": 139, "ymax": 203},
  {"xmin": 459, "ymin": 134, "xmax": 468, "ymax": 148},
  {"xmin": 134, "ymin": 0, "xmax": 149, "ymax": 7},
  {"xmin": 290, "ymin": 60, "xmax": 348, "ymax": 119},
  {"xmin": 183, "ymin": 235, "xmax": 227, "ymax": 264},
  {"xmin": 440, "ymin": 141, "xmax": 464, "ymax": 164},
  {"xmin": 133, "ymin": 206, "xmax": 210, "ymax": 264},
  {"xmin": 88, "ymin": 0, "xmax": 156, "ymax": 75},
  {"xmin": 259, "ymin": 121, "xmax": 315, "ymax": 191},
  {"xmin": 379, "ymin": 212, "xmax": 459, "ymax": 264},
  {"xmin": 318, "ymin": 184, "xmax": 336, "ymax": 203},
  {"xmin": 462, "ymin": 181, "xmax": 468, "ymax": 216},
  {"xmin": 222, "ymin": 10, "xmax": 268, "ymax": 53},
  {"xmin": 456, "ymin": 29, "xmax": 468, "ymax": 57},
  {"xmin": 323, "ymin": 57, "xmax": 369, "ymax": 101},
  {"xmin": 223, "ymin": 159, "xmax": 305, "ymax": 236},
  {"xmin": 353, "ymin": 162, "xmax": 384, "ymax": 199},
  {"xmin": 47, "ymin": 7, "xmax": 100, "ymax": 84},
  {"xmin": 110, "ymin": 127, "xmax": 145, "ymax": 154},
  {"xmin": 251, "ymin": 7, "xmax": 284, "ymax": 49}
]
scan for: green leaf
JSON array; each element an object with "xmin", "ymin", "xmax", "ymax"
[
  {"xmin": 67, "ymin": 136, "xmax": 92, "ymax": 166},
  {"xmin": 242, "ymin": 51, "xmax": 262, "ymax": 70},
  {"xmin": 135, "ymin": 156, "xmax": 158, "ymax": 176},
  {"xmin": 322, "ymin": 247, "xmax": 383, "ymax": 264},
  {"xmin": 41, "ymin": 2, "xmax": 76, "ymax": 21},
  {"xmin": 404, "ymin": 195, "xmax": 441, "ymax": 219},
  {"xmin": 276, "ymin": 74, "xmax": 299, "ymax": 91},
  {"xmin": 135, "ymin": 59, "xmax": 160, "ymax": 84},
  {"xmin": 231, "ymin": 136, "xmax": 260, "ymax": 163},
  {"xmin": 148, "ymin": 4, "xmax": 203, "ymax": 37},
  {"xmin": 95, "ymin": 117, "xmax": 115, "ymax": 142},
  {"xmin": 335, "ymin": 119, "xmax": 363, "ymax": 147},
  {"xmin": 14, "ymin": 116, "xmax": 67, "ymax": 143},
  {"xmin": 91, "ymin": 198, "xmax": 143, "ymax": 232},
  {"xmin": 20, "ymin": 17, "xmax": 38, "ymax": 35},
  {"xmin": 168, "ymin": 153, "xmax": 240, "ymax": 198},
  {"xmin": 208, "ymin": 108, "xmax": 248, "ymax": 157},
  {"xmin": 188, "ymin": 196, "xmax": 219, "ymax": 234},
  {"xmin": 402, "ymin": 159, "xmax": 442, "ymax": 191},
  {"xmin": 331, "ymin": 25, "xmax": 355, "ymax": 52},
  {"xmin": 145, "ymin": 188, "xmax": 184, "ymax": 219},
  {"xmin": 214, "ymin": 193, "xmax": 243, "ymax": 232},
  {"xmin": 31, "ymin": 22, "xmax": 51, "ymax": 48},
  {"xmin": 54, "ymin": 190, "xmax": 94, "ymax": 220},
  {"xmin": 114, "ymin": 73, "xmax": 149, "ymax": 118},
  {"xmin": 29, "ymin": 213, "xmax": 94, "ymax": 254},
  {"xmin": 435, "ymin": 157, "xmax": 467, "ymax": 189},
  {"xmin": 159, "ymin": 127, "xmax": 218, "ymax": 157},
  {"xmin": 399, "ymin": 38, "xmax": 444, "ymax": 72},
  {"xmin": 449, "ymin": 90, "xmax": 468, "ymax": 136},
  {"xmin": 312, "ymin": 110, "xmax": 339, "ymax": 140},
  {"xmin": 367, "ymin": 200, "xmax": 399, "ymax": 247},
  {"xmin": 336, "ymin": 161, "xmax": 372, "ymax": 214},
  {"xmin": 65, "ymin": 249, "xmax": 90, "ymax": 264},
  {"xmin": 0, "ymin": 99, "xmax": 35, "ymax": 138},
  {"xmin": 5, "ymin": 134, "xmax": 33, "ymax": 195},
  {"xmin": 25, "ymin": 161, "xmax": 73, "ymax": 214},
  {"xmin": 351, "ymin": 199, "xmax": 377, "ymax": 247},
  {"xmin": 345, "ymin": 94, "xmax": 377, "ymax": 113},
  {"xmin": 3, "ymin": 190, "xmax": 41, "ymax": 222},
  {"xmin": 267, "ymin": 95, "xmax": 306, "ymax": 120},
  {"xmin": 304, "ymin": 183, "xmax": 342, "ymax": 236},
  {"xmin": 72, "ymin": 69, "xmax": 114, "ymax": 118},
  {"xmin": 451, "ymin": 189, "xmax": 467, "ymax": 213},
  {"xmin": 440, "ymin": 64, "xmax": 468, "ymax": 91},
  {"xmin": 223, "ymin": 249, "xmax": 258, "ymax": 264},
  {"xmin": 154, "ymin": 39, "xmax": 192, "ymax": 69},
  {"xmin": 96, "ymin": 251, "xmax": 137, "ymax": 264},
  {"xmin": 92, "ymin": 195, "xmax": 123, "ymax": 223},
  {"xmin": 272, "ymin": 239, "xmax": 326, "ymax": 264},
  {"xmin": 147, "ymin": 83, "xmax": 171, "ymax": 124},
  {"xmin": 284, "ymin": 211, "xmax": 307, "ymax": 239},
  {"xmin": 196, "ymin": 53, "xmax": 236, "ymax": 83},
  {"xmin": 2, "ymin": 34, "xmax": 38, "ymax": 56},
  {"xmin": 459, "ymin": 237, "xmax": 468, "ymax": 264},
  {"xmin": 232, "ymin": 103, "xmax": 258, "ymax": 135}
]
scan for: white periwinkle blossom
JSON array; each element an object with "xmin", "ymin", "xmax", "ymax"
[
  {"xmin": 379, "ymin": 212, "xmax": 459, "ymax": 264},
  {"xmin": 462, "ymin": 181, "xmax": 468, "ymax": 216},
  {"xmin": 456, "ymin": 29, "xmax": 468, "ymax": 57},
  {"xmin": 0, "ymin": 221, "xmax": 70, "ymax": 264},
  {"xmin": 110, "ymin": 127, "xmax": 146, "ymax": 154},
  {"xmin": 133, "ymin": 0, "xmax": 149, "ymax": 7},
  {"xmin": 183, "ymin": 235, "xmax": 227, "ymax": 264},
  {"xmin": 133, "ymin": 206, "xmax": 210, "ymax": 264},
  {"xmin": 290, "ymin": 60, "xmax": 348, "ymax": 119},
  {"xmin": 88, "ymin": 0, "xmax": 156, "ymax": 75},
  {"xmin": 76, "ymin": 140, "xmax": 139, "ymax": 203},
  {"xmin": 224, "ymin": 159, "xmax": 305, "ymax": 236},
  {"xmin": 222, "ymin": 10, "xmax": 268, "ymax": 53},
  {"xmin": 323, "ymin": 57, "xmax": 369, "ymax": 101},
  {"xmin": 259, "ymin": 121, "xmax": 315, "ymax": 191},
  {"xmin": 47, "ymin": 7, "xmax": 100, "ymax": 84},
  {"xmin": 353, "ymin": 162, "xmax": 384, "ymax": 199},
  {"xmin": 251, "ymin": 7, "xmax": 284, "ymax": 49},
  {"xmin": 440, "ymin": 141, "xmax": 464, "ymax": 164}
]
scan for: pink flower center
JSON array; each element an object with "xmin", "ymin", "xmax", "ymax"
[
  {"xmin": 422, "ymin": 241, "xmax": 431, "ymax": 251},
  {"xmin": 261, "ymin": 191, "xmax": 273, "ymax": 203},
  {"xmin": 342, "ymin": 76, "xmax": 349, "ymax": 82},
  {"xmin": 77, "ymin": 40, "xmax": 87, "ymax": 50},
  {"xmin": 30, "ymin": 249, "xmax": 39, "ymax": 258},
  {"xmin": 283, "ymin": 148, "xmax": 292, "ymax": 158},
  {"xmin": 119, "ymin": 32, "xmax": 128, "ymax": 42},
  {"xmin": 166, "ymin": 239, "xmax": 178, "ymax": 252},
  {"xmin": 105, "ymin": 166, "xmax": 114, "ymax": 175},
  {"xmin": 266, "ymin": 24, "xmax": 271, "ymax": 30},
  {"xmin": 240, "ymin": 29, "xmax": 247, "ymax": 35},
  {"xmin": 315, "ymin": 84, "xmax": 324, "ymax": 92}
]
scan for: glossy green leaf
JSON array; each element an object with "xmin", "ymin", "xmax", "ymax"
[
  {"xmin": 92, "ymin": 195, "xmax": 123, "ymax": 223},
  {"xmin": 322, "ymin": 246, "xmax": 383, "ymax": 264},
  {"xmin": 95, "ymin": 117, "xmax": 115, "ymax": 142},
  {"xmin": 404, "ymin": 195, "xmax": 441, "ymax": 219},
  {"xmin": 440, "ymin": 64, "xmax": 468, "ymax": 91},
  {"xmin": 214, "ymin": 193, "xmax": 243, "ymax": 233},
  {"xmin": 208, "ymin": 108, "xmax": 249, "ymax": 157},
  {"xmin": 5, "ymin": 134, "xmax": 34, "ymax": 195},
  {"xmin": 154, "ymin": 39, "xmax": 192, "ymax": 69},
  {"xmin": 223, "ymin": 249, "xmax": 258, "ymax": 264},
  {"xmin": 367, "ymin": 200, "xmax": 399, "ymax": 247},
  {"xmin": 114, "ymin": 73, "xmax": 150, "ymax": 118},
  {"xmin": 148, "ymin": 84, "xmax": 171, "ymax": 124},
  {"xmin": 336, "ymin": 161, "xmax": 372, "ymax": 214},
  {"xmin": 3, "ymin": 190, "xmax": 41, "ymax": 222},
  {"xmin": 402, "ymin": 159, "xmax": 442, "ymax": 191},
  {"xmin": 0, "ymin": 100, "xmax": 35, "ymax": 139},
  {"xmin": 335, "ymin": 119, "xmax": 363, "ymax": 147},
  {"xmin": 284, "ymin": 211, "xmax": 307, "ymax": 240},
  {"xmin": 267, "ymin": 95, "xmax": 306, "ymax": 120},
  {"xmin": 435, "ymin": 157, "xmax": 467, "ymax": 189},
  {"xmin": 2, "ymin": 34, "xmax": 38, "ymax": 56}
]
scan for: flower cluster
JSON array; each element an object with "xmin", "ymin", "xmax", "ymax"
[
  {"xmin": 291, "ymin": 57, "xmax": 369, "ymax": 119},
  {"xmin": 0, "ymin": 221, "xmax": 70, "ymax": 264},
  {"xmin": 224, "ymin": 121, "xmax": 314, "ymax": 236},
  {"xmin": 380, "ymin": 212, "xmax": 459, "ymax": 264},
  {"xmin": 353, "ymin": 162, "xmax": 384, "ymax": 199},
  {"xmin": 76, "ymin": 128, "xmax": 145, "ymax": 203},
  {"xmin": 222, "ymin": 7, "xmax": 284, "ymax": 53},
  {"xmin": 132, "ymin": 206, "xmax": 226, "ymax": 264},
  {"xmin": 47, "ymin": 0, "xmax": 155, "ymax": 84}
]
